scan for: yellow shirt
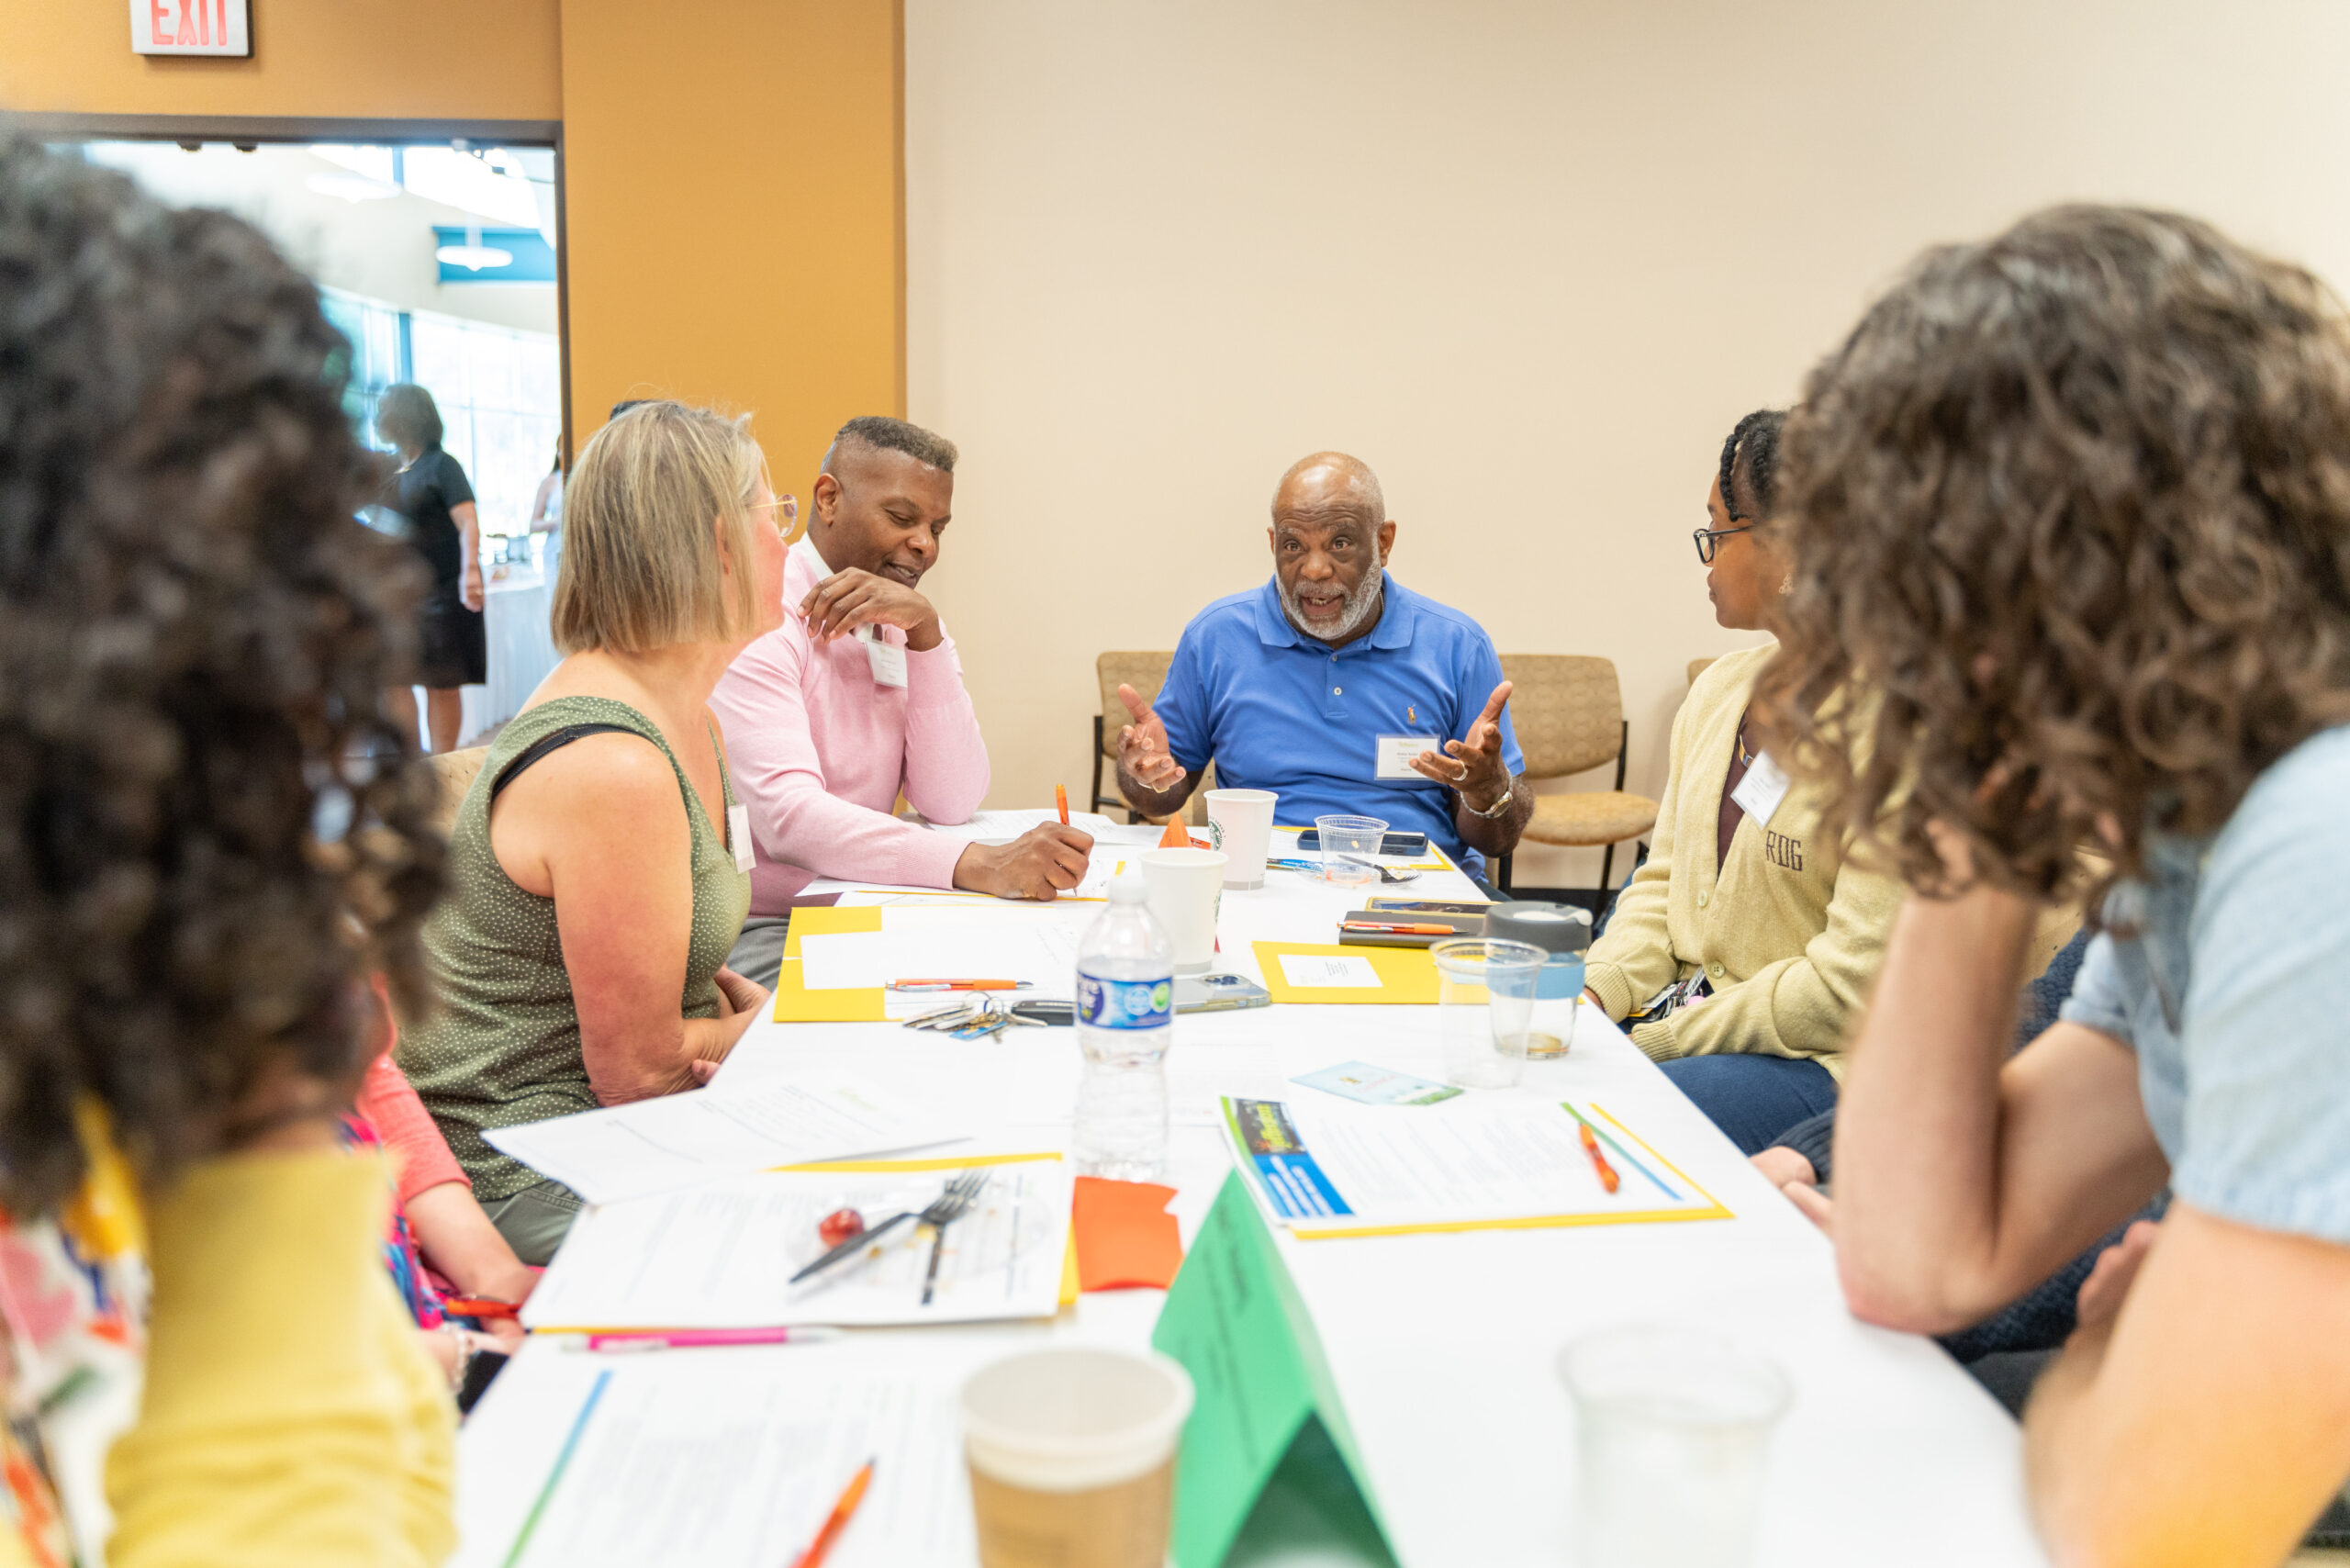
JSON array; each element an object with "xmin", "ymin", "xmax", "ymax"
[
  {"xmin": 102, "ymin": 1148, "xmax": 455, "ymax": 1568},
  {"xmin": 1583, "ymin": 644, "xmax": 1906, "ymax": 1074}
]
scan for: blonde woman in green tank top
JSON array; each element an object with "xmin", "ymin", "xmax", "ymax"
[{"xmin": 399, "ymin": 402, "xmax": 802, "ymax": 1263}]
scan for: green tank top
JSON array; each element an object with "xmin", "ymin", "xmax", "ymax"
[{"xmin": 398, "ymin": 696, "xmax": 752, "ymax": 1208}]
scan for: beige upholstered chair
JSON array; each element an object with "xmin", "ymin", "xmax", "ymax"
[
  {"xmin": 425, "ymin": 746, "xmax": 487, "ymax": 839},
  {"xmin": 1091, "ymin": 652, "xmax": 1212, "ymax": 825},
  {"xmin": 1500, "ymin": 655, "xmax": 1659, "ymax": 893},
  {"xmin": 1687, "ymin": 656, "xmax": 1717, "ymax": 687}
]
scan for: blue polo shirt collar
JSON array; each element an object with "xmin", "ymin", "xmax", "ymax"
[{"xmin": 1249, "ymin": 572, "xmax": 1415, "ymax": 655}]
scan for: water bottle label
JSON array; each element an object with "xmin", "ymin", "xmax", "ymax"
[{"xmin": 1077, "ymin": 974, "xmax": 1172, "ymax": 1030}]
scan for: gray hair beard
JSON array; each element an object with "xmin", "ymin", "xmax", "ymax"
[{"xmin": 1278, "ymin": 554, "xmax": 1386, "ymax": 644}]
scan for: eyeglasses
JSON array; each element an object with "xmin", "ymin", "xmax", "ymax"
[
  {"xmin": 1693, "ymin": 522, "xmax": 1754, "ymax": 564},
  {"xmin": 751, "ymin": 494, "xmax": 800, "ymax": 534}
]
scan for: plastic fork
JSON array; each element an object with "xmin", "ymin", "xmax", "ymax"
[{"xmin": 789, "ymin": 1169, "xmax": 993, "ymax": 1285}]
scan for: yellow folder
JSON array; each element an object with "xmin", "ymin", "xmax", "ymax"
[
  {"xmin": 770, "ymin": 904, "xmax": 888, "ymax": 1022},
  {"xmin": 1251, "ymin": 941, "xmax": 1441, "ymax": 1004}
]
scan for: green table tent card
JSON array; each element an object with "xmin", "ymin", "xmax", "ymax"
[{"xmin": 1151, "ymin": 1170, "xmax": 1393, "ymax": 1568}]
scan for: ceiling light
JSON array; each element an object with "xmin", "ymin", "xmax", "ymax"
[{"xmin": 435, "ymin": 222, "xmax": 512, "ymax": 272}]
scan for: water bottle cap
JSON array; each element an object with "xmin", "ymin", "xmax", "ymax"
[{"xmin": 1108, "ymin": 873, "xmax": 1149, "ymax": 904}]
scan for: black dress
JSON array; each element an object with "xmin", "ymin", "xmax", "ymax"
[{"xmin": 386, "ymin": 444, "xmax": 487, "ymax": 688}]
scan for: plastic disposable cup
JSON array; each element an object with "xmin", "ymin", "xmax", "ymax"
[
  {"xmin": 1138, "ymin": 848, "xmax": 1225, "ymax": 975},
  {"xmin": 961, "ymin": 1346, "xmax": 1195, "ymax": 1568},
  {"xmin": 1315, "ymin": 813, "xmax": 1388, "ymax": 888},
  {"xmin": 1430, "ymin": 937, "xmax": 1547, "ymax": 1089},
  {"xmin": 1557, "ymin": 1327, "xmax": 1792, "ymax": 1568},
  {"xmin": 1203, "ymin": 789, "xmax": 1278, "ymax": 890}
]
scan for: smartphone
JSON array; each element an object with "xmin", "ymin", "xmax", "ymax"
[
  {"xmin": 1293, "ymin": 830, "xmax": 1429, "ymax": 857},
  {"xmin": 1173, "ymin": 973, "xmax": 1272, "ymax": 1013}
]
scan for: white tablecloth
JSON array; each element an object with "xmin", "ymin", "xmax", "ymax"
[
  {"xmin": 453, "ymin": 571, "xmax": 559, "ymax": 744},
  {"xmin": 454, "ymin": 855, "xmax": 2048, "ymax": 1567}
]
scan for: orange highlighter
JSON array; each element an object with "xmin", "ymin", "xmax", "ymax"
[
  {"xmin": 1578, "ymin": 1121, "xmax": 1621, "ymax": 1194},
  {"xmin": 792, "ymin": 1458, "xmax": 875, "ymax": 1568},
  {"xmin": 1056, "ymin": 784, "xmax": 1069, "ymax": 825}
]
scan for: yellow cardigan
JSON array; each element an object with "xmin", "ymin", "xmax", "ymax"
[
  {"xmin": 101, "ymin": 1148, "xmax": 456, "ymax": 1568},
  {"xmin": 1583, "ymin": 644, "xmax": 1905, "ymax": 1075}
]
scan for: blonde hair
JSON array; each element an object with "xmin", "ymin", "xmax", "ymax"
[{"xmin": 553, "ymin": 401, "xmax": 768, "ymax": 655}]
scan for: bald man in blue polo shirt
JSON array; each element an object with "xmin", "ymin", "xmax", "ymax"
[{"xmin": 1115, "ymin": 452, "xmax": 1532, "ymax": 879}]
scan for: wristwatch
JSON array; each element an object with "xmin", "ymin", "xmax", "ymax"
[{"xmin": 1460, "ymin": 784, "xmax": 1516, "ymax": 820}]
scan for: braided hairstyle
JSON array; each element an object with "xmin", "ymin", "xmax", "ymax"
[
  {"xmin": 0, "ymin": 132, "xmax": 444, "ymax": 1214},
  {"xmin": 1717, "ymin": 408, "xmax": 1787, "ymax": 521}
]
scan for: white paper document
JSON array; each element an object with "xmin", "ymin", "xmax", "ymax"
[
  {"xmin": 483, "ymin": 1075, "xmax": 963, "ymax": 1205},
  {"xmin": 799, "ymin": 924, "xmax": 1080, "ymax": 994},
  {"xmin": 917, "ymin": 806, "xmax": 1126, "ymax": 842},
  {"xmin": 1278, "ymin": 953, "xmax": 1382, "ymax": 989},
  {"xmin": 455, "ymin": 1341, "xmax": 973, "ymax": 1568},
  {"xmin": 1220, "ymin": 1094, "xmax": 1732, "ymax": 1234},
  {"xmin": 524, "ymin": 1159, "xmax": 1071, "ymax": 1329}
]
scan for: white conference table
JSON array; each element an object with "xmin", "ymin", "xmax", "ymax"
[{"xmin": 456, "ymin": 844, "xmax": 2047, "ymax": 1568}]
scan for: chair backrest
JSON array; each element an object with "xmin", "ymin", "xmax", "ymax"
[
  {"xmin": 1687, "ymin": 656, "xmax": 1717, "ymax": 687},
  {"xmin": 1497, "ymin": 655, "xmax": 1624, "ymax": 781},
  {"xmin": 426, "ymin": 746, "xmax": 487, "ymax": 838},
  {"xmin": 1096, "ymin": 651, "xmax": 1177, "ymax": 759}
]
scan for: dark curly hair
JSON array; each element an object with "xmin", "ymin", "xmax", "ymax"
[
  {"xmin": 1718, "ymin": 408, "xmax": 1785, "ymax": 521},
  {"xmin": 0, "ymin": 133, "xmax": 445, "ymax": 1215},
  {"xmin": 1754, "ymin": 204, "xmax": 2350, "ymax": 904}
]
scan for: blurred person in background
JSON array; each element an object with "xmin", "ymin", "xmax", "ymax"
[
  {"xmin": 376, "ymin": 382, "xmax": 485, "ymax": 753},
  {"xmin": 0, "ymin": 132, "xmax": 456, "ymax": 1565}
]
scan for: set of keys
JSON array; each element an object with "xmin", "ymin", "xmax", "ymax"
[{"xmin": 901, "ymin": 996, "xmax": 1075, "ymax": 1041}]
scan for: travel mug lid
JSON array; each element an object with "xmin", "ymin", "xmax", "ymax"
[{"xmin": 1483, "ymin": 901, "xmax": 1593, "ymax": 954}]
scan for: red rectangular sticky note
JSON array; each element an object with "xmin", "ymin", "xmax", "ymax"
[{"xmin": 1072, "ymin": 1176, "xmax": 1184, "ymax": 1292}]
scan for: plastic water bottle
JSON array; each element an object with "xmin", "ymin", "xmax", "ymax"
[{"xmin": 1073, "ymin": 873, "xmax": 1175, "ymax": 1182}]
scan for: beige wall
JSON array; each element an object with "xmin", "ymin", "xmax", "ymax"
[{"xmin": 904, "ymin": 0, "xmax": 2350, "ymax": 886}]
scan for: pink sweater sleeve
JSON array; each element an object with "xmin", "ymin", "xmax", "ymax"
[
  {"xmin": 901, "ymin": 630, "xmax": 991, "ymax": 826},
  {"xmin": 711, "ymin": 622, "xmax": 981, "ymax": 892},
  {"xmin": 354, "ymin": 1052, "xmax": 468, "ymax": 1207}
]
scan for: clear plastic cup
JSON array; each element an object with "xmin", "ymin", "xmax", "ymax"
[
  {"xmin": 1557, "ymin": 1327, "xmax": 1792, "ymax": 1568},
  {"xmin": 1429, "ymin": 937, "xmax": 1547, "ymax": 1089},
  {"xmin": 1315, "ymin": 813, "xmax": 1388, "ymax": 888},
  {"xmin": 961, "ymin": 1347, "xmax": 1195, "ymax": 1568}
]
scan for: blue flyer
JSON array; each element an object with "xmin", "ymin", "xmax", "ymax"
[{"xmin": 1291, "ymin": 1060, "xmax": 1462, "ymax": 1108}]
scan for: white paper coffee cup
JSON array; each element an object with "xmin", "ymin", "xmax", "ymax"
[
  {"xmin": 1203, "ymin": 789, "xmax": 1277, "ymax": 890},
  {"xmin": 1138, "ymin": 848, "xmax": 1225, "ymax": 974}
]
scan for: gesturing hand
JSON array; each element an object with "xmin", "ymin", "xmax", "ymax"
[
  {"xmin": 800, "ymin": 568, "xmax": 943, "ymax": 651},
  {"xmin": 1411, "ymin": 679, "xmax": 1514, "ymax": 812},
  {"xmin": 955, "ymin": 824, "xmax": 1095, "ymax": 902},
  {"xmin": 1116, "ymin": 683, "xmax": 1185, "ymax": 792}
]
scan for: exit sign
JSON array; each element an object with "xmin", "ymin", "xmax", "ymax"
[{"xmin": 130, "ymin": 0, "xmax": 251, "ymax": 56}]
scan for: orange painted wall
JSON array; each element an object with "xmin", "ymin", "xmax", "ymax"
[
  {"xmin": 558, "ymin": 0, "xmax": 905, "ymax": 488},
  {"xmin": 0, "ymin": 0, "xmax": 562, "ymax": 121}
]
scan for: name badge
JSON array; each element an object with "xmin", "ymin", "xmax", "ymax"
[
  {"xmin": 858, "ymin": 624, "xmax": 908, "ymax": 689},
  {"xmin": 1729, "ymin": 749, "xmax": 1792, "ymax": 829},
  {"xmin": 1375, "ymin": 734, "xmax": 1439, "ymax": 780},
  {"xmin": 726, "ymin": 803, "xmax": 757, "ymax": 873}
]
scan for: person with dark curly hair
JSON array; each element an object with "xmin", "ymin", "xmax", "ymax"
[
  {"xmin": 0, "ymin": 134, "xmax": 454, "ymax": 1562},
  {"xmin": 1756, "ymin": 205, "xmax": 2350, "ymax": 1564},
  {"xmin": 1577, "ymin": 410, "xmax": 1911, "ymax": 1152},
  {"xmin": 375, "ymin": 382, "xmax": 486, "ymax": 754},
  {"xmin": 397, "ymin": 400, "xmax": 784, "ymax": 1265}
]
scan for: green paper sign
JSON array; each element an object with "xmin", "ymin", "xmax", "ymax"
[{"xmin": 1151, "ymin": 1170, "xmax": 1391, "ymax": 1568}]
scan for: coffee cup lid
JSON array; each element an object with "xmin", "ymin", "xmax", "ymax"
[{"xmin": 1483, "ymin": 901, "xmax": 1592, "ymax": 954}]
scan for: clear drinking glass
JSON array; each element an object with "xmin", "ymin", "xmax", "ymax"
[
  {"xmin": 1557, "ymin": 1327, "xmax": 1792, "ymax": 1568},
  {"xmin": 1429, "ymin": 937, "xmax": 1547, "ymax": 1089},
  {"xmin": 1315, "ymin": 813, "xmax": 1388, "ymax": 887}
]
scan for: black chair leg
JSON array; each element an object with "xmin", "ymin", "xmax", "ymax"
[
  {"xmin": 1495, "ymin": 853, "xmax": 1513, "ymax": 894},
  {"xmin": 1599, "ymin": 840, "xmax": 1616, "ymax": 895}
]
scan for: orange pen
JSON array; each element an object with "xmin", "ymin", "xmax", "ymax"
[
  {"xmin": 1055, "ymin": 783, "xmax": 1069, "ymax": 825},
  {"xmin": 1579, "ymin": 1121, "xmax": 1621, "ymax": 1194},
  {"xmin": 1340, "ymin": 922, "xmax": 1458, "ymax": 935},
  {"xmin": 793, "ymin": 1457, "xmax": 875, "ymax": 1568}
]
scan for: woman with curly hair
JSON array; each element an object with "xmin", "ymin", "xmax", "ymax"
[
  {"xmin": 397, "ymin": 401, "xmax": 787, "ymax": 1265},
  {"xmin": 0, "ymin": 135, "xmax": 453, "ymax": 1562},
  {"xmin": 1758, "ymin": 205, "xmax": 2350, "ymax": 1564}
]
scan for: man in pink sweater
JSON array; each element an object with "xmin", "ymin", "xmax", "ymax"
[{"xmin": 711, "ymin": 416, "xmax": 1093, "ymax": 985}]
